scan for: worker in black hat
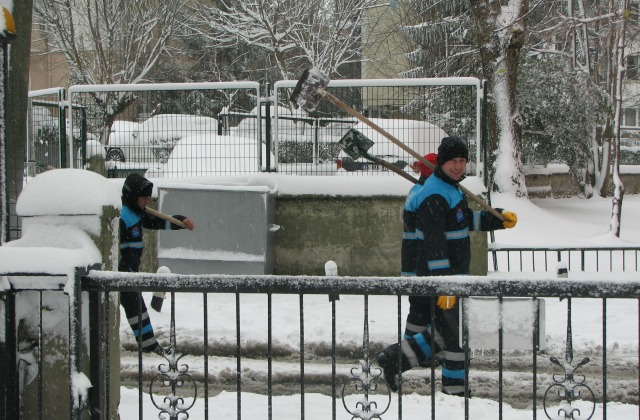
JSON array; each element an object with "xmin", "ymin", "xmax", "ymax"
[
  {"xmin": 378, "ymin": 136, "xmax": 517, "ymax": 397},
  {"xmin": 119, "ymin": 174, "xmax": 194, "ymax": 355}
]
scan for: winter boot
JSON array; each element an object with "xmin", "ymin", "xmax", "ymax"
[
  {"xmin": 144, "ymin": 342, "xmax": 171, "ymax": 356},
  {"xmin": 376, "ymin": 344, "xmax": 414, "ymax": 392}
]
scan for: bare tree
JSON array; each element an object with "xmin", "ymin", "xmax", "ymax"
[
  {"xmin": 33, "ymin": 0, "xmax": 188, "ymax": 139},
  {"xmin": 193, "ymin": 0, "xmax": 376, "ymax": 81},
  {"xmin": 540, "ymin": 0, "xmax": 630, "ymax": 235}
]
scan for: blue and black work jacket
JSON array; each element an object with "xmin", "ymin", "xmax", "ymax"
[
  {"xmin": 401, "ymin": 176, "xmax": 427, "ymax": 277},
  {"xmin": 409, "ymin": 169, "xmax": 504, "ymax": 277},
  {"xmin": 118, "ymin": 204, "xmax": 187, "ymax": 273}
]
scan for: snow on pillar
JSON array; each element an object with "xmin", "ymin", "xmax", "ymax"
[{"xmin": 0, "ymin": 168, "xmax": 121, "ymax": 418}]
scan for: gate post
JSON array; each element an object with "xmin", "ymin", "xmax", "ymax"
[{"xmin": 0, "ymin": 168, "xmax": 120, "ymax": 419}]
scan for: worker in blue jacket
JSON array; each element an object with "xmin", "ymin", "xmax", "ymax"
[
  {"xmin": 119, "ymin": 174, "xmax": 194, "ymax": 355},
  {"xmin": 378, "ymin": 137, "xmax": 518, "ymax": 396}
]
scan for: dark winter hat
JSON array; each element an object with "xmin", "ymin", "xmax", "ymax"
[
  {"xmin": 122, "ymin": 173, "xmax": 153, "ymax": 209},
  {"xmin": 437, "ymin": 136, "xmax": 468, "ymax": 167}
]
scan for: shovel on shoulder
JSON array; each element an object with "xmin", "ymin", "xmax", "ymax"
[{"xmin": 290, "ymin": 68, "xmax": 504, "ymax": 221}]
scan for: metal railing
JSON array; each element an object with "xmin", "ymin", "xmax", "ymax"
[
  {"xmin": 75, "ymin": 270, "xmax": 640, "ymax": 420},
  {"xmin": 489, "ymin": 245, "xmax": 640, "ymax": 272},
  {"xmin": 4, "ymin": 248, "xmax": 640, "ymax": 420}
]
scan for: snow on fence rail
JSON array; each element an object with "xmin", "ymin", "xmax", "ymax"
[
  {"xmin": 4, "ymin": 265, "xmax": 640, "ymax": 419},
  {"xmin": 80, "ymin": 270, "xmax": 640, "ymax": 420}
]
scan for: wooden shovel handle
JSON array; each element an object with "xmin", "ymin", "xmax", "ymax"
[
  {"xmin": 368, "ymin": 155, "xmax": 418, "ymax": 184},
  {"xmin": 144, "ymin": 207, "xmax": 188, "ymax": 229},
  {"xmin": 319, "ymin": 88, "xmax": 504, "ymax": 221}
]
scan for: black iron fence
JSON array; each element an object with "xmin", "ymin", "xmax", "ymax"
[
  {"xmin": 489, "ymin": 245, "xmax": 640, "ymax": 272},
  {"xmin": 4, "ymin": 262, "xmax": 640, "ymax": 419}
]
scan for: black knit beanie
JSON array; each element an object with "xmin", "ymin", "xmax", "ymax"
[
  {"xmin": 122, "ymin": 173, "xmax": 153, "ymax": 211},
  {"xmin": 437, "ymin": 136, "xmax": 468, "ymax": 167}
]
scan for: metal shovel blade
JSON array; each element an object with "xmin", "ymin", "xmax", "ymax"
[
  {"xmin": 338, "ymin": 129, "xmax": 375, "ymax": 160},
  {"xmin": 290, "ymin": 68, "xmax": 330, "ymax": 112}
]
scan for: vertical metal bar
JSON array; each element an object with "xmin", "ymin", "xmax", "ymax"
[
  {"xmin": 603, "ymin": 298, "xmax": 607, "ymax": 420},
  {"xmin": 58, "ymin": 89, "xmax": 67, "ymax": 168},
  {"xmin": 531, "ymin": 250, "xmax": 535, "ymax": 272},
  {"xmin": 268, "ymin": 293, "xmax": 272, "ymax": 420},
  {"xmin": 462, "ymin": 298, "xmax": 470, "ymax": 420},
  {"xmin": 544, "ymin": 250, "xmax": 548, "ymax": 272},
  {"xmin": 396, "ymin": 295, "xmax": 403, "ymax": 418},
  {"xmin": 4, "ymin": 289, "xmax": 18, "ymax": 419},
  {"xmin": 331, "ymin": 298, "xmax": 336, "ymax": 420},
  {"xmin": 203, "ymin": 293, "xmax": 209, "ymax": 420},
  {"xmin": 532, "ymin": 298, "xmax": 539, "ymax": 420},
  {"xmin": 299, "ymin": 293, "xmax": 305, "ymax": 420},
  {"xmin": 566, "ymin": 297, "xmax": 573, "ymax": 364},
  {"xmin": 0, "ymin": 293, "xmax": 5, "ymax": 419},
  {"xmin": 498, "ymin": 295, "xmax": 503, "ymax": 420},
  {"xmin": 70, "ymin": 267, "xmax": 84, "ymax": 420},
  {"xmin": 105, "ymin": 293, "xmax": 111, "ymax": 417},
  {"xmin": 38, "ymin": 292, "xmax": 43, "ymax": 420},
  {"xmin": 430, "ymin": 296, "xmax": 435, "ymax": 419},
  {"xmin": 89, "ymin": 291, "xmax": 102, "ymax": 420},
  {"xmin": 236, "ymin": 292, "xmax": 241, "ymax": 418},
  {"xmin": 137, "ymin": 293, "xmax": 143, "ymax": 420},
  {"xmin": 170, "ymin": 292, "xmax": 178, "ymax": 400},
  {"xmin": 263, "ymin": 84, "xmax": 272, "ymax": 173},
  {"xmin": 519, "ymin": 250, "xmax": 523, "ymax": 272},
  {"xmin": 481, "ymin": 80, "xmax": 489, "ymax": 187}
]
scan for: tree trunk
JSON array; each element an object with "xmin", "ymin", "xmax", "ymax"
[
  {"xmin": 610, "ymin": 0, "xmax": 628, "ymax": 237},
  {"xmin": 469, "ymin": 0, "xmax": 528, "ymax": 196}
]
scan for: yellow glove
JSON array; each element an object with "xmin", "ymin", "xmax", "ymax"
[
  {"xmin": 502, "ymin": 211, "xmax": 517, "ymax": 229},
  {"xmin": 437, "ymin": 296, "xmax": 457, "ymax": 310}
]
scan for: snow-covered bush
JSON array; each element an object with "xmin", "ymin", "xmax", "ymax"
[{"xmin": 517, "ymin": 57, "xmax": 611, "ymax": 173}]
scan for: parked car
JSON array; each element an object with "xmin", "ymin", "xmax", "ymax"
[
  {"xmin": 335, "ymin": 118, "xmax": 449, "ymax": 176},
  {"xmin": 146, "ymin": 132, "xmax": 276, "ymax": 178},
  {"xmin": 105, "ymin": 114, "xmax": 219, "ymax": 163},
  {"xmin": 232, "ymin": 105, "xmax": 312, "ymax": 143}
]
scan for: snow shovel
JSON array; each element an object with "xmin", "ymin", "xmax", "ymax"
[
  {"xmin": 290, "ymin": 68, "xmax": 504, "ymax": 221},
  {"xmin": 144, "ymin": 206, "xmax": 188, "ymax": 229},
  {"xmin": 338, "ymin": 128, "xmax": 418, "ymax": 184}
]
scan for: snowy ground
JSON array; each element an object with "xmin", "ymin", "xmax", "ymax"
[{"xmin": 119, "ymin": 192, "xmax": 640, "ymax": 419}]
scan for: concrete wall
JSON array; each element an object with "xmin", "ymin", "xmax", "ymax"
[
  {"xmin": 525, "ymin": 167, "xmax": 640, "ymax": 198},
  {"xmin": 143, "ymin": 194, "xmax": 488, "ymax": 277}
]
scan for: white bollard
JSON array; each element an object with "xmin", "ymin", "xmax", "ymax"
[
  {"xmin": 325, "ymin": 260, "xmax": 339, "ymax": 301},
  {"xmin": 150, "ymin": 266, "xmax": 171, "ymax": 312}
]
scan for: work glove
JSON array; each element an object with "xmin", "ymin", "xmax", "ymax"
[
  {"xmin": 437, "ymin": 296, "xmax": 457, "ymax": 310},
  {"xmin": 502, "ymin": 211, "xmax": 517, "ymax": 229}
]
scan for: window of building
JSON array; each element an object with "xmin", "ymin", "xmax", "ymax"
[
  {"xmin": 624, "ymin": 108, "xmax": 638, "ymax": 127},
  {"xmin": 627, "ymin": 55, "xmax": 640, "ymax": 80}
]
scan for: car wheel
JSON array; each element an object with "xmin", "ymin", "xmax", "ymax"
[{"xmin": 106, "ymin": 148, "xmax": 125, "ymax": 162}]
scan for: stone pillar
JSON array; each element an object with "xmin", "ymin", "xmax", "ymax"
[
  {"xmin": 1, "ymin": 168, "xmax": 121, "ymax": 419},
  {"xmin": 468, "ymin": 197, "xmax": 489, "ymax": 276}
]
